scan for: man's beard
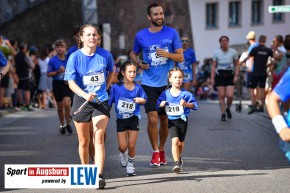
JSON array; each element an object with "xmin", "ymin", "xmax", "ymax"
[{"xmin": 151, "ymin": 19, "xmax": 164, "ymax": 27}]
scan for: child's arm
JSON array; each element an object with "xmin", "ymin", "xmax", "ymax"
[
  {"xmin": 181, "ymin": 92, "xmax": 199, "ymax": 110},
  {"xmin": 180, "ymin": 99, "xmax": 195, "ymax": 108},
  {"xmin": 156, "ymin": 91, "xmax": 167, "ymax": 109},
  {"xmin": 133, "ymin": 97, "xmax": 147, "ymax": 105},
  {"xmin": 159, "ymin": 101, "xmax": 167, "ymax": 107}
]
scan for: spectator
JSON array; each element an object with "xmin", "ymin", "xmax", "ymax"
[
  {"xmin": 14, "ymin": 43, "xmax": 34, "ymax": 111},
  {"xmin": 240, "ymin": 35, "xmax": 273, "ymax": 113}
]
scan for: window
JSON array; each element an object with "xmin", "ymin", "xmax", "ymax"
[
  {"xmin": 251, "ymin": 0, "xmax": 263, "ymax": 25},
  {"xmin": 206, "ymin": 3, "xmax": 218, "ymax": 29},
  {"xmin": 273, "ymin": 0, "xmax": 284, "ymax": 22},
  {"xmin": 229, "ymin": 1, "xmax": 241, "ymax": 26}
]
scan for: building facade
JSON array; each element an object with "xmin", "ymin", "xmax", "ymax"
[{"xmin": 188, "ymin": 0, "xmax": 290, "ymax": 63}]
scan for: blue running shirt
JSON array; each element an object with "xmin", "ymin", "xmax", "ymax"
[
  {"xmin": 176, "ymin": 48, "xmax": 196, "ymax": 82},
  {"xmin": 133, "ymin": 26, "xmax": 182, "ymax": 87},
  {"xmin": 64, "ymin": 48, "xmax": 114, "ymax": 102},
  {"xmin": 109, "ymin": 83, "xmax": 147, "ymax": 119},
  {"xmin": 0, "ymin": 50, "xmax": 7, "ymax": 67},
  {"xmin": 156, "ymin": 89, "xmax": 198, "ymax": 120},
  {"xmin": 47, "ymin": 56, "xmax": 67, "ymax": 81},
  {"xmin": 67, "ymin": 45, "xmax": 78, "ymax": 60},
  {"xmin": 274, "ymin": 67, "xmax": 290, "ymax": 102}
]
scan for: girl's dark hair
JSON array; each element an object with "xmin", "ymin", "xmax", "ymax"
[
  {"xmin": 219, "ymin": 35, "xmax": 229, "ymax": 43},
  {"xmin": 117, "ymin": 60, "xmax": 137, "ymax": 85},
  {"xmin": 78, "ymin": 24, "xmax": 101, "ymax": 49}
]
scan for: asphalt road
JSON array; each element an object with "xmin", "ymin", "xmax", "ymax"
[{"xmin": 0, "ymin": 100, "xmax": 289, "ymax": 193}]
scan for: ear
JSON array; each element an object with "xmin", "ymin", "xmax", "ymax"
[{"xmin": 147, "ymin": 14, "xmax": 151, "ymax": 22}]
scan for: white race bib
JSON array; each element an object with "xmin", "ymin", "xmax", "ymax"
[
  {"xmin": 117, "ymin": 99, "xmax": 136, "ymax": 113},
  {"xmin": 83, "ymin": 73, "xmax": 105, "ymax": 86},
  {"xmin": 165, "ymin": 105, "xmax": 184, "ymax": 116}
]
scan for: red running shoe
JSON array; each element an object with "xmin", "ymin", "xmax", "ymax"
[
  {"xmin": 150, "ymin": 152, "xmax": 160, "ymax": 166},
  {"xmin": 159, "ymin": 150, "xmax": 167, "ymax": 165}
]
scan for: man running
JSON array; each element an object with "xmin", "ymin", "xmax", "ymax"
[{"xmin": 130, "ymin": 2, "xmax": 183, "ymax": 166}]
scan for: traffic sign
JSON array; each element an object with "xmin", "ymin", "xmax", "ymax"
[{"xmin": 269, "ymin": 5, "xmax": 290, "ymax": 13}]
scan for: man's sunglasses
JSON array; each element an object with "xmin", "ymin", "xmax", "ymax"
[{"xmin": 181, "ymin": 40, "xmax": 189, "ymax": 43}]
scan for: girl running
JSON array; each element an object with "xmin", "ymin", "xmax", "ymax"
[
  {"xmin": 157, "ymin": 67, "xmax": 198, "ymax": 173},
  {"xmin": 64, "ymin": 24, "xmax": 115, "ymax": 189},
  {"xmin": 47, "ymin": 39, "xmax": 73, "ymax": 134},
  {"xmin": 108, "ymin": 61, "xmax": 147, "ymax": 176}
]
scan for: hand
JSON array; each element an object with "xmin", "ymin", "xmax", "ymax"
[
  {"xmin": 133, "ymin": 97, "xmax": 140, "ymax": 103},
  {"xmin": 138, "ymin": 61, "xmax": 149, "ymax": 70},
  {"xmin": 233, "ymin": 75, "xmax": 238, "ymax": 84},
  {"xmin": 156, "ymin": 48, "xmax": 168, "ymax": 58},
  {"xmin": 84, "ymin": 93, "xmax": 96, "ymax": 101},
  {"xmin": 180, "ymin": 99, "xmax": 186, "ymax": 106},
  {"xmin": 160, "ymin": 101, "xmax": 167, "ymax": 107},
  {"xmin": 279, "ymin": 128, "xmax": 290, "ymax": 142},
  {"xmin": 59, "ymin": 66, "xmax": 65, "ymax": 73}
]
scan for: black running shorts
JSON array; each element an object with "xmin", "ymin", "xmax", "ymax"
[
  {"xmin": 168, "ymin": 118, "xmax": 188, "ymax": 142},
  {"xmin": 214, "ymin": 70, "xmax": 234, "ymax": 87},
  {"xmin": 116, "ymin": 116, "xmax": 139, "ymax": 132},
  {"xmin": 141, "ymin": 84, "xmax": 167, "ymax": 115},
  {"xmin": 72, "ymin": 95, "xmax": 110, "ymax": 122},
  {"xmin": 247, "ymin": 75, "xmax": 267, "ymax": 89},
  {"xmin": 52, "ymin": 80, "xmax": 73, "ymax": 102}
]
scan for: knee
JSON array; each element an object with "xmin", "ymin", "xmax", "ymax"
[
  {"xmin": 218, "ymin": 93, "xmax": 225, "ymax": 99},
  {"xmin": 119, "ymin": 144, "xmax": 128, "ymax": 152},
  {"xmin": 148, "ymin": 115, "xmax": 158, "ymax": 126},
  {"xmin": 79, "ymin": 138, "xmax": 90, "ymax": 148},
  {"xmin": 226, "ymin": 94, "xmax": 233, "ymax": 100},
  {"xmin": 127, "ymin": 143, "xmax": 136, "ymax": 152}
]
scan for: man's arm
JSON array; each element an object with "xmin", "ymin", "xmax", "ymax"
[{"xmin": 156, "ymin": 48, "xmax": 184, "ymax": 63}]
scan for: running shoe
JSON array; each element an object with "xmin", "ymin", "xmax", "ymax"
[
  {"xmin": 59, "ymin": 125, "xmax": 66, "ymax": 135},
  {"xmin": 150, "ymin": 151, "xmax": 160, "ymax": 166},
  {"xmin": 247, "ymin": 105, "xmax": 256, "ymax": 114},
  {"xmin": 126, "ymin": 163, "xmax": 136, "ymax": 176},
  {"xmin": 226, "ymin": 108, "xmax": 232, "ymax": 119},
  {"xmin": 179, "ymin": 155, "xmax": 183, "ymax": 167},
  {"xmin": 172, "ymin": 161, "xmax": 182, "ymax": 173},
  {"xmin": 98, "ymin": 174, "xmax": 106, "ymax": 189},
  {"xmin": 66, "ymin": 125, "xmax": 73, "ymax": 134},
  {"xmin": 119, "ymin": 151, "xmax": 128, "ymax": 167},
  {"xmin": 159, "ymin": 150, "xmax": 167, "ymax": 165},
  {"xmin": 221, "ymin": 113, "xmax": 226, "ymax": 121}
]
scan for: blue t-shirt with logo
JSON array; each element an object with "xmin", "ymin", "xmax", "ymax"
[
  {"xmin": 64, "ymin": 48, "xmax": 114, "ymax": 102},
  {"xmin": 176, "ymin": 48, "xmax": 196, "ymax": 82},
  {"xmin": 47, "ymin": 56, "xmax": 67, "ymax": 81},
  {"xmin": 132, "ymin": 26, "xmax": 182, "ymax": 87},
  {"xmin": 108, "ymin": 83, "xmax": 147, "ymax": 119},
  {"xmin": 156, "ymin": 88, "xmax": 198, "ymax": 120}
]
